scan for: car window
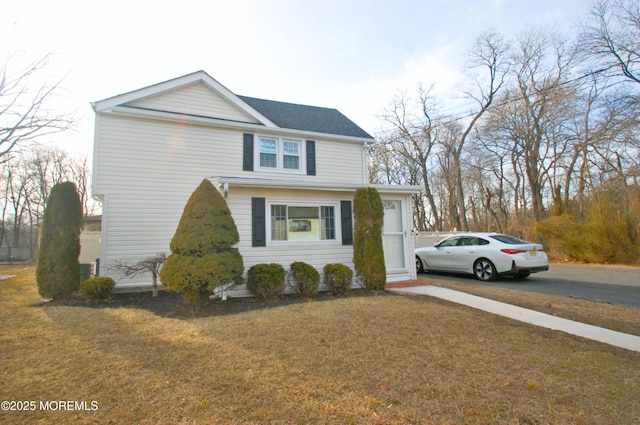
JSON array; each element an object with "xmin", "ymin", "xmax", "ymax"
[
  {"xmin": 490, "ymin": 234, "xmax": 530, "ymax": 244},
  {"xmin": 465, "ymin": 237, "xmax": 482, "ymax": 246},
  {"xmin": 461, "ymin": 237, "xmax": 489, "ymax": 246},
  {"xmin": 438, "ymin": 237, "xmax": 460, "ymax": 247}
]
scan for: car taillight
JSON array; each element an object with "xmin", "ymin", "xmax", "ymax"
[{"xmin": 501, "ymin": 249, "xmax": 526, "ymax": 254}]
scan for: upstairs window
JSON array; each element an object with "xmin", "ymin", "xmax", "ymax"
[
  {"xmin": 283, "ymin": 140, "xmax": 300, "ymax": 170},
  {"xmin": 255, "ymin": 136, "xmax": 304, "ymax": 173},
  {"xmin": 259, "ymin": 138, "xmax": 278, "ymax": 168}
]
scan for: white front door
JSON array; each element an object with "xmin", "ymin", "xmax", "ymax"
[{"xmin": 382, "ymin": 200, "xmax": 405, "ymax": 270}]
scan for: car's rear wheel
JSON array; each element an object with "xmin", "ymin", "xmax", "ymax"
[
  {"xmin": 473, "ymin": 259, "xmax": 497, "ymax": 282},
  {"xmin": 415, "ymin": 256, "xmax": 424, "ymax": 274}
]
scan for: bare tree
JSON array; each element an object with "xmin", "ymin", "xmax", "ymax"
[
  {"xmin": 0, "ymin": 144, "xmax": 100, "ymax": 259},
  {"xmin": 110, "ymin": 253, "xmax": 167, "ymax": 297},
  {"xmin": 378, "ymin": 87, "xmax": 443, "ymax": 230},
  {"xmin": 372, "ymin": 10, "xmax": 640, "ymax": 256},
  {"xmin": 580, "ymin": 0, "xmax": 640, "ymax": 84},
  {"xmin": 490, "ymin": 26, "xmax": 579, "ymax": 221},
  {"xmin": 68, "ymin": 155, "xmax": 99, "ymax": 217},
  {"xmin": 0, "ymin": 161, "xmax": 9, "ymax": 245},
  {"xmin": 432, "ymin": 120, "xmax": 464, "ymax": 230},
  {"xmin": 450, "ymin": 30, "xmax": 511, "ymax": 231},
  {"xmin": 0, "ymin": 51, "xmax": 75, "ymax": 160}
]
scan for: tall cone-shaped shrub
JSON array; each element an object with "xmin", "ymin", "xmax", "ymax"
[
  {"xmin": 160, "ymin": 179, "xmax": 244, "ymax": 304},
  {"xmin": 353, "ymin": 187, "xmax": 386, "ymax": 290},
  {"xmin": 36, "ymin": 182, "xmax": 83, "ymax": 299}
]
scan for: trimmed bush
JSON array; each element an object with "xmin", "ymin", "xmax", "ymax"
[
  {"xmin": 161, "ymin": 251, "xmax": 244, "ymax": 301},
  {"xmin": 287, "ymin": 262, "xmax": 320, "ymax": 297},
  {"xmin": 353, "ymin": 187, "xmax": 386, "ymax": 291},
  {"xmin": 160, "ymin": 179, "xmax": 244, "ymax": 304},
  {"xmin": 247, "ymin": 263, "xmax": 286, "ymax": 300},
  {"xmin": 36, "ymin": 182, "xmax": 83, "ymax": 300},
  {"xmin": 323, "ymin": 263, "xmax": 353, "ymax": 296},
  {"xmin": 80, "ymin": 277, "xmax": 116, "ymax": 300}
]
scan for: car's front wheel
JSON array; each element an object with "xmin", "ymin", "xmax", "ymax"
[
  {"xmin": 473, "ymin": 259, "xmax": 497, "ymax": 282},
  {"xmin": 415, "ymin": 256, "xmax": 424, "ymax": 274}
]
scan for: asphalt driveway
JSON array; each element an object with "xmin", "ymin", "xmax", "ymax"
[{"xmin": 421, "ymin": 263, "xmax": 640, "ymax": 308}]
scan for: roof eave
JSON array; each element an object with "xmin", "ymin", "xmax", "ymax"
[
  {"xmin": 210, "ymin": 176, "xmax": 422, "ymax": 194},
  {"xmin": 101, "ymin": 105, "xmax": 375, "ymax": 144},
  {"xmin": 91, "ymin": 70, "xmax": 279, "ymax": 128}
]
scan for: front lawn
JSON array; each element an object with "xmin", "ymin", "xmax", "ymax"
[{"xmin": 1, "ymin": 266, "xmax": 638, "ymax": 424}]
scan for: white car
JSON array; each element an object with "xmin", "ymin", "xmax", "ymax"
[{"xmin": 415, "ymin": 233, "xmax": 549, "ymax": 281}]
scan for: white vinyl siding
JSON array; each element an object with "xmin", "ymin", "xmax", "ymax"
[
  {"xmin": 93, "ymin": 102, "xmax": 372, "ymax": 290},
  {"xmin": 94, "ymin": 114, "xmax": 367, "ymax": 196},
  {"xmin": 316, "ymin": 139, "xmax": 364, "ymax": 182},
  {"xmin": 94, "ymin": 114, "xmax": 245, "ymax": 195},
  {"xmin": 127, "ymin": 82, "xmax": 259, "ymax": 124}
]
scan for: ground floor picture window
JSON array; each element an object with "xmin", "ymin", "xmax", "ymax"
[{"xmin": 271, "ymin": 204, "xmax": 336, "ymax": 241}]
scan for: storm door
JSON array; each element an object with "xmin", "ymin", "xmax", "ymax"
[{"xmin": 382, "ymin": 199, "xmax": 406, "ymax": 270}]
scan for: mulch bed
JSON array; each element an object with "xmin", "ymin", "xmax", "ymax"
[{"xmin": 36, "ymin": 288, "xmax": 393, "ymax": 319}]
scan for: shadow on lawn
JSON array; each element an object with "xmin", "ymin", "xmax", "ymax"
[{"xmin": 36, "ymin": 289, "xmax": 390, "ymax": 319}]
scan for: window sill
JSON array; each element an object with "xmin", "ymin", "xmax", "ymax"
[{"xmin": 255, "ymin": 167, "xmax": 306, "ymax": 175}]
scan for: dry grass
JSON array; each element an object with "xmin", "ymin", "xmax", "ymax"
[
  {"xmin": 1, "ymin": 266, "xmax": 639, "ymax": 424},
  {"xmin": 423, "ymin": 276, "xmax": 640, "ymax": 337}
]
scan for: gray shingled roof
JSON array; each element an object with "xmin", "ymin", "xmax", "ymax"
[{"xmin": 238, "ymin": 95, "xmax": 373, "ymax": 139}]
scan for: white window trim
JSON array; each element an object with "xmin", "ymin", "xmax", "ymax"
[
  {"xmin": 266, "ymin": 200, "xmax": 340, "ymax": 245},
  {"xmin": 382, "ymin": 196, "xmax": 411, "ymax": 273},
  {"xmin": 255, "ymin": 136, "xmax": 306, "ymax": 174}
]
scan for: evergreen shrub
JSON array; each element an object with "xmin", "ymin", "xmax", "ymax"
[
  {"xmin": 247, "ymin": 263, "xmax": 286, "ymax": 300},
  {"xmin": 353, "ymin": 187, "xmax": 386, "ymax": 290},
  {"xmin": 287, "ymin": 262, "xmax": 320, "ymax": 297},
  {"xmin": 36, "ymin": 182, "xmax": 83, "ymax": 300},
  {"xmin": 323, "ymin": 263, "xmax": 353, "ymax": 295},
  {"xmin": 160, "ymin": 179, "xmax": 244, "ymax": 304},
  {"xmin": 80, "ymin": 277, "xmax": 116, "ymax": 300}
]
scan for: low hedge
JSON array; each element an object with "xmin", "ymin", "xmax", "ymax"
[
  {"xmin": 323, "ymin": 263, "xmax": 353, "ymax": 296},
  {"xmin": 246, "ymin": 263, "xmax": 285, "ymax": 300},
  {"xmin": 287, "ymin": 262, "xmax": 320, "ymax": 297},
  {"xmin": 79, "ymin": 276, "xmax": 116, "ymax": 300}
]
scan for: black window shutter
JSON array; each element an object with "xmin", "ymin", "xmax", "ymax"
[
  {"xmin": 306, "ymin": 140, "xmax": 316, "ymax": 176},
  {"xmin": 243, "ymin": 133, "xmax": 254, "ymax": 171},
  {"xmin": 251, "ymin": 197, "xmax": 266, "ymax": 247},
  {"xmin": 341, "ymin": 200, "xmax": 353, "ymax": 246}
]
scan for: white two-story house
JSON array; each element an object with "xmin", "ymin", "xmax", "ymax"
[{"xmin": 91, "ymin": 71, "xmax": 420, "ymax": 294}]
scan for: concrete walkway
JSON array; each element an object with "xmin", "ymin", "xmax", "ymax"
[{"xmin": 389, "ymin": 285, "xmax": 640, "ymax": 352}]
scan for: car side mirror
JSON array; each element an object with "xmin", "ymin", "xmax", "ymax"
[{"xmin": 433, "ymin": 242, "xmax": 440, "ymax": 247}]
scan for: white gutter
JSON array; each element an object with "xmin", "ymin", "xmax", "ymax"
[
  {"xmin": 209, "ymin": 176, "xmax": 422, "ymax": 195},
  {"xmin": 102, "ymin": 106, "xmax": 375, "ymax": 145}
]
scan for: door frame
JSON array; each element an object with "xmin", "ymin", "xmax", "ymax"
[{"xmin": 381, "ymin": 195, "xmax": 415, "ymax": 282}]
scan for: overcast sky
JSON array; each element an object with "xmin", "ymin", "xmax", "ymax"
[{"xmin": 3, "ymin": 0, "xmax": 592, "ymax": 156}]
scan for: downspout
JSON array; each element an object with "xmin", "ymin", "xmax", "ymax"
[{"xmin": 363, "ymin": 141, "xmax": 370, "ymax": 184}]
